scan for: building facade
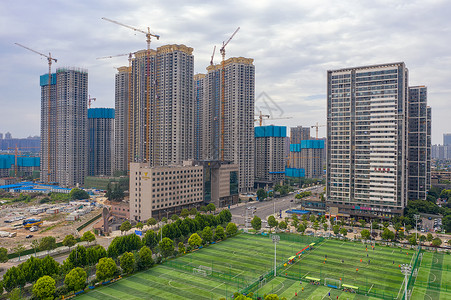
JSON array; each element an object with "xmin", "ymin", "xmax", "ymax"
[
  {"xmin": 127, "ymin": 45, "xmax": 194, "ymax": 167},
  {"xmin": 114, "ymin": 66, "xmax": 129, "ymax": 174},
  {"xmin": 129, "ymin": 161, "xmax": 203, "ymax": 221},
  {"xmin": 88, "ymin": 108, "xmax": 115, "ymax": 177},
  {"xmin": 254, "ymin": 125, "xmax": 286, "ymax": 188},
  {"xmin": 203, "ymin": 57, "xmax": 255, "ymax": 192},
  {"xmin": 195, "ymin": 160, "xmax": 239, "ymax": 208},
  {"xmin": 326, "ymin": 62, "xmax": 409, "ymax": 219},
  {"xmin": 407, "ymin": 86, "xmax": 431, "ymax": 201},
  {"xmin": 193, "ymin": 74, "xmax": 205, "ymax": 160},
  {"xmin": 40, "ymin": 68, "xmax": 88, "ymax": 186}
]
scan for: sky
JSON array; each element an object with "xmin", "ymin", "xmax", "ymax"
[{"xmin": 0, "ymin": 0, "xmax": 450, "ymax": 144}]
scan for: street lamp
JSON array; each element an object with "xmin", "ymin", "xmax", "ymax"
[
  {"xmin": 400, "ymin": 264, "xmax": 412, "ymax": 300},
  {"xmin": 271, "ymin": 234, "xmax": 280, "ymax": 276},
  {"xmin": 414, "ymin": 214, "xmax": 420, "ymax": 242}
]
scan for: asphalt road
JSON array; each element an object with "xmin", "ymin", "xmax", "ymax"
[{"xmin": 231, "ymin": 185, "xmax": 324, "ymax": 226}]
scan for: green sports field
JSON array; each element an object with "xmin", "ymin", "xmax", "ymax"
[
  {"xmin": 278, "ymin": 239, "xmax": 414, "ymax": 298},
  {"xmin": 410, "ymin": 251, "xmax": 451, "ymax": 300},
  {"xmin": 77, "ymin": 233, "xmax": 446, "ymax": 300}
]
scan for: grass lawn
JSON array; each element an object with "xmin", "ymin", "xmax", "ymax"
[
  {"xmin": 278, "ymin": 239, "xmax": 415, "ymax": 299},
  {"xmin": 77, "ymin": 233, "xmax": 320, "ymax": 300},
  {"xmin": 411, "ymin": 251, "xmax": 451, "ymax": 300},
  {"xmin": 76, "ymin": 233, "xmax": 447, "ymax": 300}
]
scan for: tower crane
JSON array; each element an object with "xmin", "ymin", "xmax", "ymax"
[
  {"xmin": 88, "ymin": 95, "xmax": 96, "ymax": 108},
  {"xmin": 210, "ymin": 45, "xmax": 216, "ymax": 66},
  {"xmin": 311, "ymin": 122, "xmax": 326, "ymax": 139},
  {"xmin": 101, "ymin": 17, "xmax": 160, "ymax": 50},
  {"xmin": 219, "ymin": 27, "xmax": 240, "ymax": 161},
  {"xmin": 102, "ymin": 17, "xmax": 159, "ymax": 163},
  {"xmin": 254, "ymin": 111, "xmax": 292, "ymax": 126},
  {"xmin": 15, "ymin": 43, "xmax": 57, "ymax": 183}
]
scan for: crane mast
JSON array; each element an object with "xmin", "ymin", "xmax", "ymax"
[
  {"xmin": 15, "ymin": 43, "xmax": 57, "ymax": 183},
  {"xmin": 102, "ymin": 17, "xmax": 159, "ymax": 164},
  {"xmin": 219, "ymin": 27, "xmax": 240, "ymax": 161}
]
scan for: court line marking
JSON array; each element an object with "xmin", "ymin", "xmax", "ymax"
[
  {"xmin": 321, "ymin": 288, "xmax": 332, "ymax": 299},
  {"xmin": 368, "ymin": 283, "xmax": 374, "ymax": 293}
]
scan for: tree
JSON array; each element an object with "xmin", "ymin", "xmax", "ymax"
[
  {"xmin": 214, "ymin": 225, "xmax": 226, "ymax": 241},
  {"xmin": 159, "ymin": 237, "xmax": 174, "ymax": 259},
  {"xmin": 178, "ymin": 242, "xmax": 185, "ymax": 254},
  {"xmin": 443, "ymin": 215, "xmax": 451, "ymax": 233},
  {"xmin": 0, "ymin": 247, "xmax": 8, "ymax": 262},
  {"xmin": 359, "ymin": 219, "xmax": 366, "ymax": 228},
  {"xmin": 32, "ymin": 240, "xmax": 40, "ymax": 257},
  {"xmin": 309, "ymin": 214, "xmax": 316, "ymax": 223},
  {"xmin": 87, "ymin": 245, "xmax": 106, "ymax": 265},
  {"xmin": 137, "ymin": 246, "xmax": 154, "ymax": 270},
  {"xmin": 279, "ymin": 221, "xmax": 288, "ymax": 230},
  {"xmin": 360, "ymin": 229, "xmax": 370, "ymax": 240},
  {"xmin": 189, "ymin": 207, "xmax": 198, "ymax": 216},
  {"xmin": 136, "ymin": 222, "xmax": 144, "ymax": 229},
  {"xmin": 312, "ymin": 221, "xmax": 319, "ymax": 233},
  {"xmin": 120, "ymin": 252, "xmax": 135, "ymax": 274},
  {"xmin": 251, "ymin": 216, "xmax": 262, "ymax": 231},
  {"xmin": 14, "ymin": 244, "xmax": 25, "ymax": 261},
  {"xmin": 340, "ymin": 228, "xmax": 347, "ymax": 236},
  {"xmin": 323, "ymin": 224, "xmax": 328, "ymax": 232},
  {"xmin": 256, "ymin": 188, "xmax": 267, "ymax": 201},
  {"xmin": 33, "ymin": 275, "xmax": 55, "ymax": 300},
  {"xmin": 202, "ymin": 226, "xmax": 213, "ymax": 244},
  {"xmin": 96, "ymin": 257, "xmax": 117, "ymax": 281},
  {"xmin": 39, "ymin": 236, "xmax": 56, "ymax": 255},
  {"xmin": 206, "ymin": 203, "xmax": 216, "ymax": 214},
  {"xmin": 82, "ymin": 231, "xmax": 96, "ymax": 245},
  {"xmin": 41, "ymin": 256, "xmax": 59, "ymax": 277},
  {"xmin": 68, "ymin": 245, "xmax": 88, "ymax": 268},
  {"xmin": 188, "ymin": 233, "xmax": 203, "ymax": 248},
  {"xmin": 432, "ymin": 237, "xmax": 442, "ymax": 247},
  {"xmin": 381, "ymin": 228, "xmax": 395, "ymax": 241},
  {"xmin": 69, "ymin": 188, "xmax": 90, "ymax": 200},
  {"xmin": 267, "ymin": 216, "xmax": 277, "ymax": 232},
  {"xmin": 427, "ymin": 233, "xmax": 433, "ymax": 242},
  {"xmin": 63, "ymin": 235, "xmax": 76, "ymax": 251},
  {"xmin": 120, "ymin": 220, "xmax": 132, "ymax": 234},
  {"xmin": 162, "ymin": 217, "xmax": 168, "ymax": 224},
  {"xmin": 264, "ymin": 294, "xmax": 279, "ymax": 300},
  {"xmin": 297, "ymin": 224, "xmax": 306, "ymax": 234},
  {"xmin": 409, "ymin": 236, "xmax": 418, "ymax": 245},
  {"xmin": 143, "ymin": 230, "xmax": 159, "ymax": 250},
  {"xmin": 171, "ymin": 214, "xmax": 179, "ymax": 221},
  {"xmin": 226, "ymin": 222, "xmax": 238, "ymax": 236},
  {"xmin": 146, "ymin": 218, "xmax": 157, "ymax": 226},
  {"xmin": 180, "ymin": 208, "xmax": 189, "ymax": 218},
  {"xmin": 419, "ymin": 235, "xmax": 426, "ymax": 245},
  {"xmin": 383, "ymin": 221, "xmax": 390, "ymax": 229},
  {"xmin": 333, "ymin": 225, "xmax": 340, "ymax": 235},
  {"xmin": 2, "ymin": 266, "xmax": 25, "ymax": 292},
  {"xmin": 64, "ymin": 267, "xmax": 87, "ymax": 292}
]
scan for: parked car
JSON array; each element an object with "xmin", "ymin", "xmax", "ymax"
[{"xmin": 26, "ymin": 234, "xmax": 33, "ymax": 239}]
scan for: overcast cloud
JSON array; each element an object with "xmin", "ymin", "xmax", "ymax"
[{"xmin": 0, "ymin": 0, "xmax": 450, "ymax": 144}]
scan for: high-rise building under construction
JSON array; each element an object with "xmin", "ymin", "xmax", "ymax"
[
  {"xmin": 40, "ymin": 68, "xmax": 88, "ymax": 186},
  {"xmin": 118, "ymin": 45, "xmax": 194, "ymax": 167},
  {"xmin": 202, "ymin": 57, "xmax": 255, "ymax": 192}
]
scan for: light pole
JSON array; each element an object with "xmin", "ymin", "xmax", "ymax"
[
  {"xmin": 401, "ymin": 264, "xmax": 412, "ymax": 300},
  {"xmin": 414, "ymin": 214, "xmax": 420, "ymax": 242},
  {"xmin": 271, "ymin": 234, "xmax": 280, "ymax": 276}
]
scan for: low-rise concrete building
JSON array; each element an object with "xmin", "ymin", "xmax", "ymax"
[{"xmin": 129, "ymin": 161, "xmax": 204, "ymax": 222}]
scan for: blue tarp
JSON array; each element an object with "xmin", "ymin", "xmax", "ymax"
[
  {"xmin": 88, "ymin": 108, "xmax": 115, "ymax": 119},
  {"xmin": 40, "ymin": 73, "xmax": 56, "ymax": 86},
  {"xmin": 285, "ymin": 168, "xmax": 305, "ymax": 177},
  {"xmin": 255, "ymin": 125, "xmax": 286, "ymax": 138},
  {"xmin": 0, "ymin": 155, "xmax": 39, "ymax": 169},
  {"xmin": 290, "ymin": 140, "xmax": 325, "ymax": 152}
]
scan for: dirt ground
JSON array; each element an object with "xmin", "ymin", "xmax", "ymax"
[{"xmin": 0, "ymin": 201, "xmax": 102, "ymax": 252}]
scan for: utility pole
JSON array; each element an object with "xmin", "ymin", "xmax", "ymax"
[
  {"xmin": 272, "ymin": 234, "xmax": 280, "ymax": 276},
  {"xmin": 401, "ymin": 264, "xmax": 412, "ymax": 300}
]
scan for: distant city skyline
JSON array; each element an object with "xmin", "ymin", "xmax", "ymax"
[{"xmin": 1, "ymin": 1, "xmax": 451, "ymax": 144}]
